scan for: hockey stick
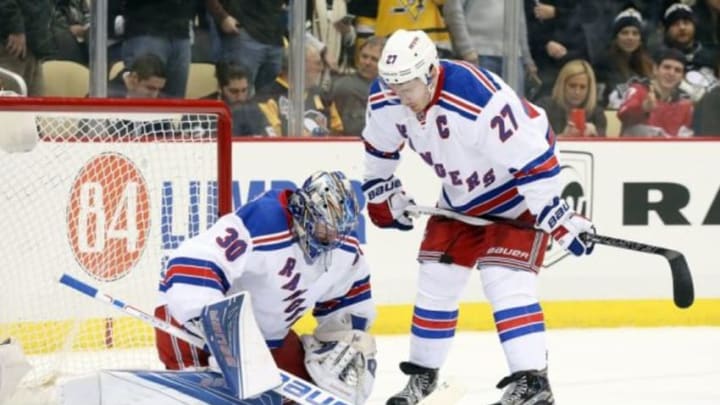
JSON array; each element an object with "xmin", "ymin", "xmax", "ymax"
[
  {"xmin": 406, "ymin": 205, "xmax": 694, "ymax": 309},
  {"xmin": 58, "ymin": 273, "xmax": 353, "ymax": 405}
]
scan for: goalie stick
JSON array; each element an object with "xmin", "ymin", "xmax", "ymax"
[
  {"xmin": 406, "ymin": 205, "xmax": 694, "ymax": 309},
  {"xmin": 58, "ymin": 273, "xmax": 353, "ymax": 405}
]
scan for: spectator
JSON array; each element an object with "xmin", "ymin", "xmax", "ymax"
[
  {"xmin": 120, "ymin": 0, "xmax": 195, "ymax": 98},
  {"xmin": 537, "ymin": 59, "xmax": 606, "ymax": 137},
  {"xmin": 255, "ymin": 43, "xmax": 343, "ymax": 137},
  {"xmin": 347, "ymin": 0, "xmax": 378, "ymax": 49},
  {"xmin": 660, "ymin": 2, "xmax": 718, "ymax": 101},
  {"xmin": 524, "ymin": 0, "xmax": 587, "ymax": 100},
  {"xmin": 0, "ymin": 0, "xmax": 55, "ymax": 96},
  {"xmin": 371, "ymin": 0, "xmax": 453, "ymax": 58},
  {"xmin": 307, "ymin": 0, "xmax": 357, "ymax": 77},
  {"xmin": 205, "ymin": 0, "xmax": 286, "ymax": 94},
  {"xmin": 330, "ymin": 36, "xmax": 384, "ymax": 137},
  {"xmin": 444, "ymin": 0, "xmax": 537, "ymax": 94},
  {"xmin": 50, "ymin": 0, "xmax": 90, "ymax": 65},
  {"xmin": 693, "ymin": 56, "xmax": 720, "ymax": 136},
  {"xmin": 205, "ymin": 61, "xmax": 271, "ymax": 136},
  {"xmin": 617, "ymin": 48, "xmax": 694, "ymax": 137},
  {"xmin": 694, "ymin": 0, "xmax": 720, "ymax": 56},
  {"xmin": 109, "ymin": 53, "xmax": 167, "ymax": 99},
  {"xmin": 595, "ymin": 7, "xmax": 655, "ymax": 108}
]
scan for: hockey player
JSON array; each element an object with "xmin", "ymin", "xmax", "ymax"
[
  {"xmin": 361, "ymin": 30, "xmax": 596, "ymax": 405},
  {"xmin": 155, "ymin": 170, "xmax": 377, "ymax": 404}
]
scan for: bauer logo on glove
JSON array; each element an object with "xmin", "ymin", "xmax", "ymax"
[
  {"xmin": 362, "ymin": 176, "xmax": 416, "ymax": 231},
  {"xmin": 536, "ymin": 196, "xmax": 596, "ymax": 256}
]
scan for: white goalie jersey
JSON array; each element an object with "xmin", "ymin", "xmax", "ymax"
[
  {"xmin": 363, "ymin": 60, "xmax": 563, "ymax": 219},
  {"xmin": 158, "ymin": 189, "xmax": 375, "ymax": 348}
]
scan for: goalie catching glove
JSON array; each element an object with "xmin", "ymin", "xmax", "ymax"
[
  {"xmin": 362, "ymin": 176, "xmax": 415, "ymax": 231},
  {"xmin": 536, "ymin": 196, "xmax": 596, "ymax": 256},
  {"xmin": 301, "ymin": 330, "xmax": 377, "ymax": 404}
]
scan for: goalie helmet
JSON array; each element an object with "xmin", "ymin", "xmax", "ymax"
[
  {"xmin": 289, "ymin": 171, "xmax": 359, "ymax": 263},
  {"xmin": 378, "ymin": 29, "xmax": 439, "ymax": 87}
]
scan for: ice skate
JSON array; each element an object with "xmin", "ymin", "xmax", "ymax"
[
  {"xmin": 386, "ymin": 361, "xmax": 438, "ymax": 405},
  {"xmin": 490, "ymin": 368, "xmax": 554, "ymax": 405}
]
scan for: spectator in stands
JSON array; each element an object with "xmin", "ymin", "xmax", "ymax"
[
  {"xmin": 330, "ymin": 36, "xmax": 384, "ymax": 137},
  {"xmin": 307, "ymin": 0, "xmax": 357, "ymax": 78},
  {"xmin": 660, "ymin": 2, "xmax": 718, "ymax": 101},
  {"xmin": 693, "ymin": 56, "xmax": 720, "ymax": 136},
  {"xmin": 368, "ymin": 0, "xmax": 453, "ymax": 58},
  {"xmin": 617, "ymin": 48, "xmax": 694, "ymax": 137},
  {"xmin": 0, "ymin": 0, "xmax": 55, "ymax": 96},
  {"xmin": 537, "ymin": 59, "xmax": 607, "ymax": 137},
  {"xmin": 205, "ymin": 0, "xmax": 285, "ymax": 94},
  {"xmin": 524, "ymin": 0, "xmax": 588, "ymax": 100},
  {"xmin": 109, "ymin": 53, "xmax": 167, "ymax": 99},
  {"xmin": 205, "ymin": 61, "xmax": 271, "ymax": 136},
  {"xmin": 347, "ymin": 0, "xmax": 377, "ymax": 52},
  {"xmin": 596, "ymin": 7, "xmax": 655, "ymax": 109},
  {"xmin": 255, "ymin": 43, "xmax": 343, "ymax": 137},
  {"xmin": 444, "ymin": 0, "xmax": 537, "ymax": 94},
  {"xmin": 693, "ymin": 0, "xmax": 720, "ymax": 57},
  {"xmin": 50, "ymin": 0, "xmax": 90, "ymax": 66},
  {"xmin": 120, "ymin": 0, "xmax": 195, "ymax": 98}
]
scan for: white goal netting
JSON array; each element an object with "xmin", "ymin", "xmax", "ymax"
[{"xmin": 0, "ymin": 98, "xmax": 232, "ymax": 401}]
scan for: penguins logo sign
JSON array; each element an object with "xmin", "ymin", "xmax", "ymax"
[{"xmin": 543, "ymin": 151, "xmax": 594, "ymax": 267}]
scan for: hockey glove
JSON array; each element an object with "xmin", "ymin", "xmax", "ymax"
[
  {"xmin": 301, "ymin": 330, "xmax": 377, "ymax": 405},
  {"xmin": 536, "ymin": 196, "xmax": 596, "ymax": 256},
  {"xmin": 362, "ymin": 176, "xmax": 415, "ymax": 231}
]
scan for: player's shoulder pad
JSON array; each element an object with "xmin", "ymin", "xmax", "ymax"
[
  {"xmin": 368, "ymin": 79, "xmax": 402, "ymax": 111},
  {"xmin": 234, "ymin": 190, "xmax": 292, "ymax": 239},
  {"xmin": 439, "ymin": 60, "xmax": 503, "ymax": 120}
]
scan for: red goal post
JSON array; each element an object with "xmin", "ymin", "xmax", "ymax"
[{"xmin": 0, "ymin": 97, "xmax": 233, "ymax": 392}]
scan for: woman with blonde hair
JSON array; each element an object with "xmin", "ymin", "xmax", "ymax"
[{"xmin": 537, "ymin": 58, "xmax": 607, "ymax": 137}]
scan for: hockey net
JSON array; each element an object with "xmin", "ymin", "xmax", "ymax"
[{"xmin": 0, "ymin": 97, "xmax": 232, "ymax": 399}]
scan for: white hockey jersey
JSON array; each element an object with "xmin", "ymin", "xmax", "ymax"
[
  {"xmin": 363, "ymin": 60, "xmax": 562, "ymax": 219},
  {"xmin": 158, "ymin": 190, "xmax": 375, "ymax": 349}
]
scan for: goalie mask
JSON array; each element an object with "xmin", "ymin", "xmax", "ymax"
[{"xmin": 289, "ymin": 171, "xmax": 359, "ymax": 263}]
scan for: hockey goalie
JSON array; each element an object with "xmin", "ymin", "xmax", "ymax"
[{"xmin": 60, "ymin": 170, "xmax": 378, "ymax": 405}]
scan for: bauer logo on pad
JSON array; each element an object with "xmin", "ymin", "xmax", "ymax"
[{"xmin": 67, "ymin": 152, "xmax": 151, "ymax": 281}]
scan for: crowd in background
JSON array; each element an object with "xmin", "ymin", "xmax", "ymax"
[{"xmin": 0, "ymin": 0, "xmax": 719, "ymax": 137}]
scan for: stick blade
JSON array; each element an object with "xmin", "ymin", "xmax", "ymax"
[{"xmin": 667, "ymin": 253, "xmax": 694, "ymax": 308}]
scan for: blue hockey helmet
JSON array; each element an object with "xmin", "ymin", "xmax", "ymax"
[{"xmin": 288, "ymin": 171, "xmax": 359, "ymax": 263}]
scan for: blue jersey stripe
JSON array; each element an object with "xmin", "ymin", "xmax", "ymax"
[
  {"xmin": 166, "ymin": 257, "xmax": 230, "ymax": 291},
  {"xmin": 414, "ymin": 307, "xmax": 459, "ymax": 320},
  {"xmin": 494, "ymin": 303, "xmax": 543, "ymax": 321},
  {"xmin": 498, "ymin": 323, "xmax": 546, "ymax": 342},
  {"xmin": 254, "ymin": 239, "xmax": 295, "ymax": 251},
  {"xmin": 411, "ymin": 325, "xmax": 456, "ymax": 339},
  {"xmin": 442, "ymin": 178, "xmax": 518, "ymax": 213},
  {"xmin": 437, "ymin": 99, "xmax": 478, "ymax": 120}
]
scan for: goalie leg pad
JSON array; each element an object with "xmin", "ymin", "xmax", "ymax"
[
  {"xmin": 301, "ymin": 330, "xmax": 377, "ymax": 404},
  {"xmin": 270, "ymin": 329, "xmax": 313, "ymax": 382}
]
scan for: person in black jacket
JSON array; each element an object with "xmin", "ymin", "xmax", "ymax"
[
  {"xmin": 0, "ymin": 0, "xmax": 55, "ymax": 95},
  {"xmin": 120, "ymin": 0, "xmax": 196, "ymax": 98},
  {"xmin": 205, "ymin": 0, "xmax": 286, "ymax": 94}
]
